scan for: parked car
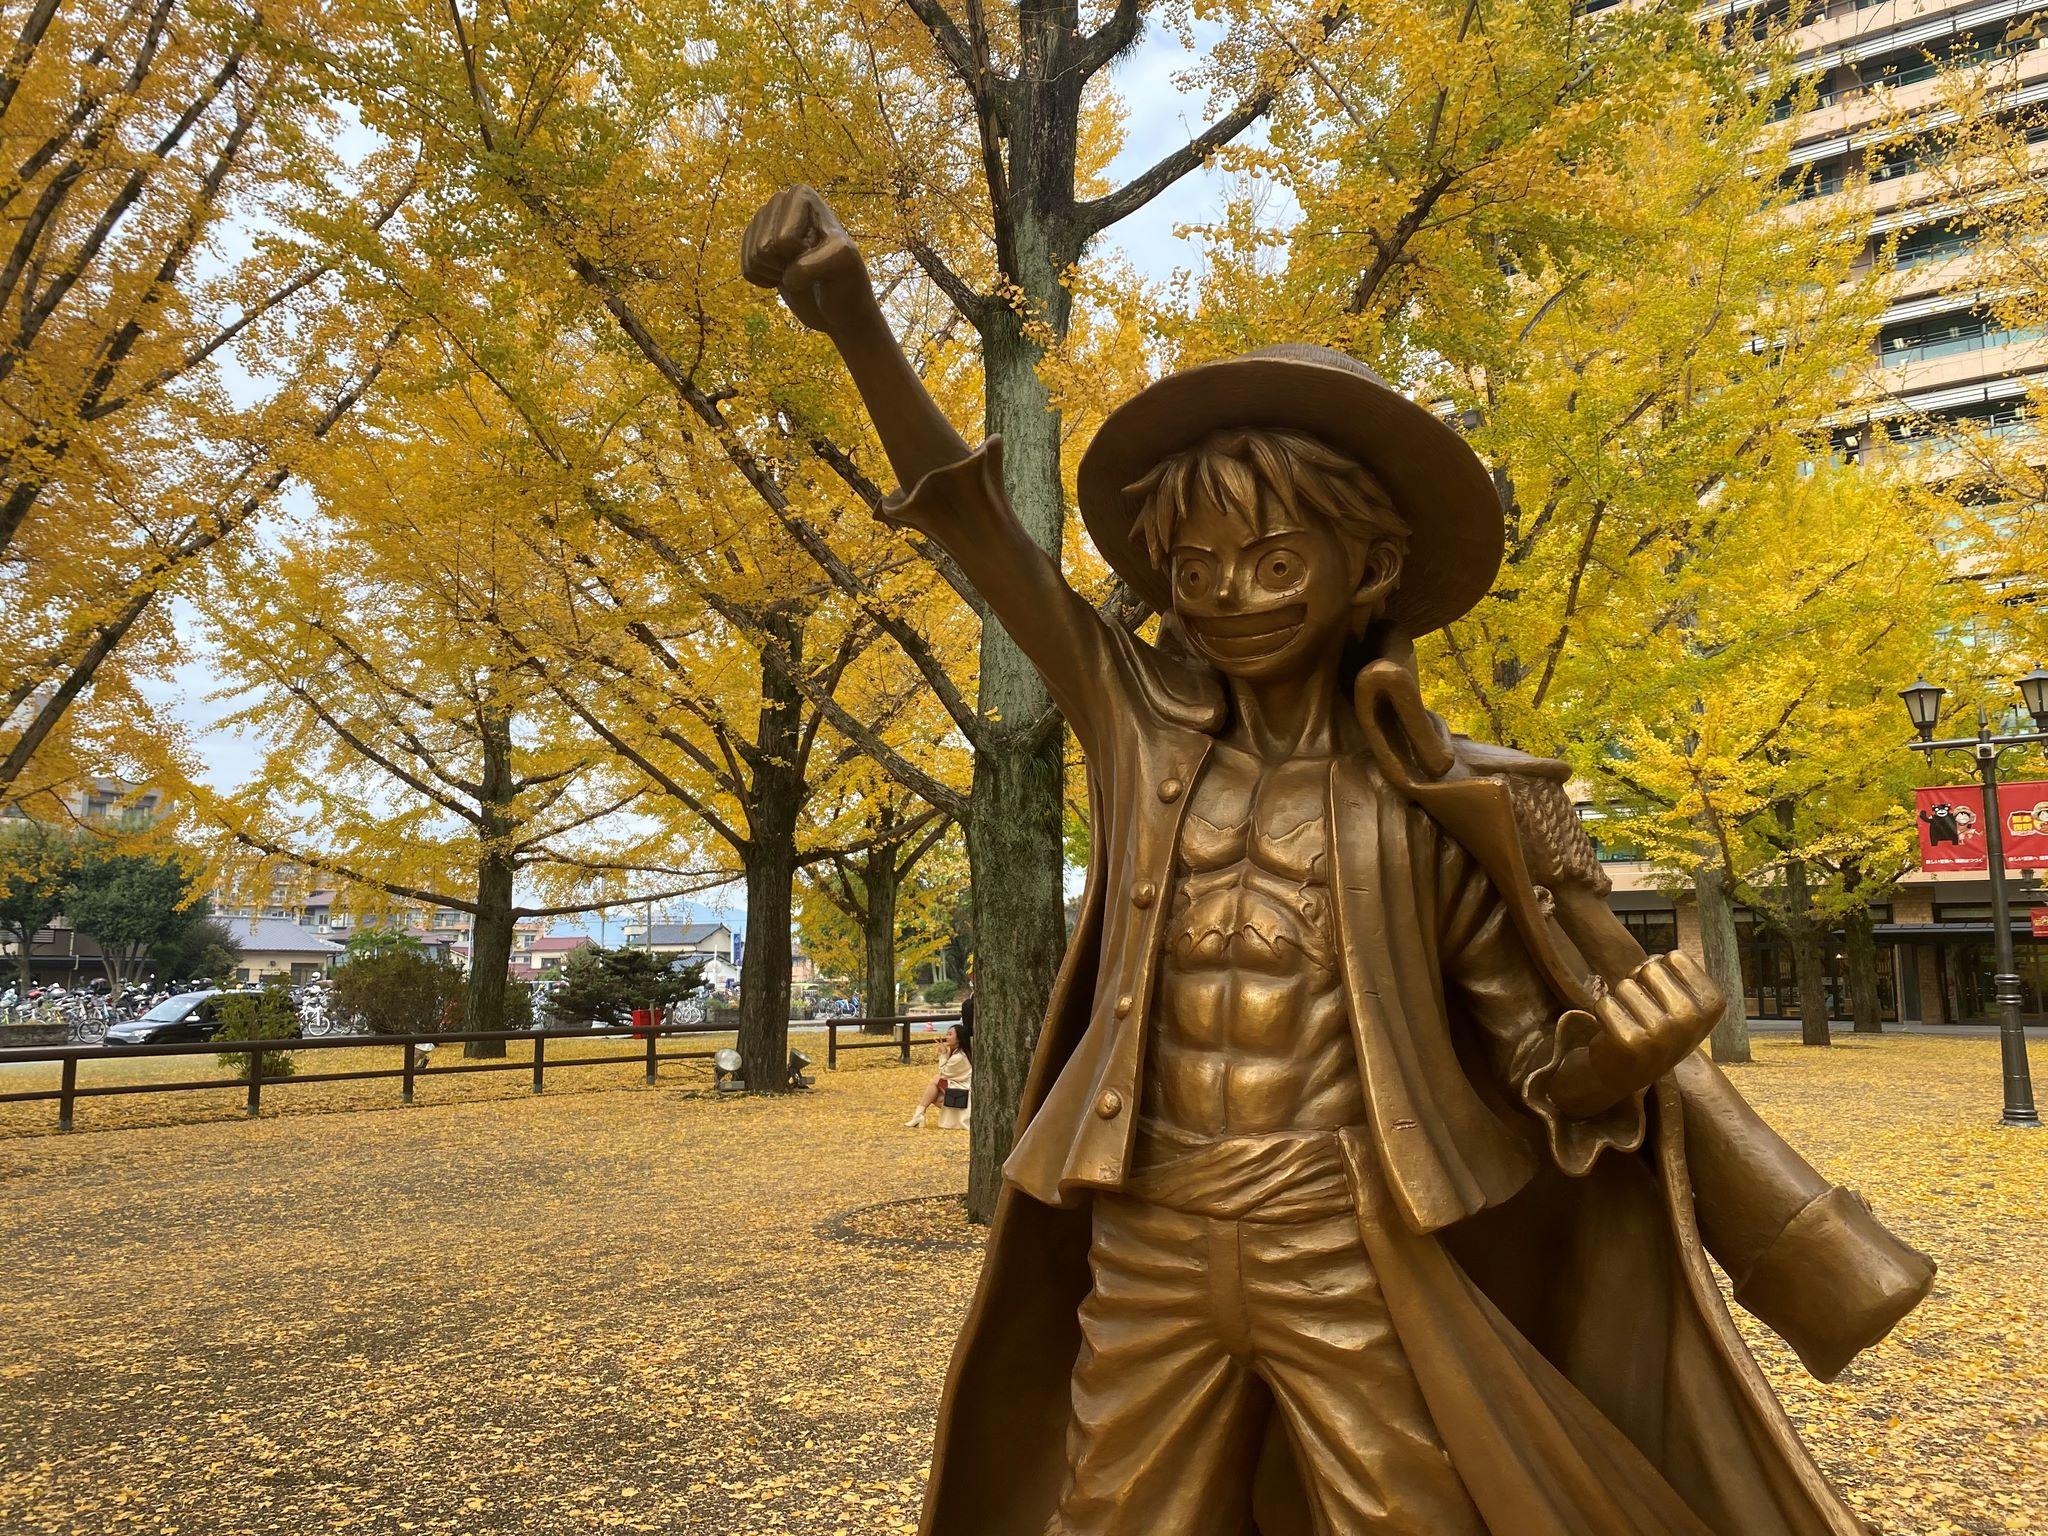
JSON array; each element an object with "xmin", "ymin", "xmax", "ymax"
[{"xmin": 103, "ymin": 990, "xmax": 265, "ymax": 1045}]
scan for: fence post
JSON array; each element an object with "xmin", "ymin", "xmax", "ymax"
[
  {"xmin": 244, "ymin": 1047, "xmax": 262, "ymax": 1118},
  {"xmin": 402, "ymin": 1041, "xmax": 416, "ymax": 1105},
  {"xmin": 644, "ymin": 1028, "xmax": 657, "ymax": 1087},
  {"xmin": 58, "ymin": 1057, "xmax": 75, "ymax": 1132},
  {"xmin": 827, "ymin": 1021, "xmax": 838, "ymax": 1070},
  {"xmin": 532, "ymin": 1035, "xmax": 545, "ymax": 1095},
  {"xmin": 899, "ymin": 1019, "xmax": 910, "ymax": 1063}
]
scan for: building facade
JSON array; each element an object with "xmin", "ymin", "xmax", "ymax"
[
  {"xmin": 1580, "ymin": 0, "xmax": 2048, "ymax": 1028},
  {"xmin": 618, "ymin": 921, "xmax": 742, "ymax": 990},
  {"xmin": 1592, "ymin": 815, "xmax": 2048, "ymax": 1026}
]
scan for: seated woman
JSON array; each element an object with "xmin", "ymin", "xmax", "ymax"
[{"xmin": 905, "ymin": 1021, "xmax": 972, "ymax": 1129}]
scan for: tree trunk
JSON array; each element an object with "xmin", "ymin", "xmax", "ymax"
[
  {"xmin": 1694, "ymin": 863, "xmax": 1752, "ymax": 1064},
  {"xmin": 862, "ymin": 853, "xmax": 899, "ymax": 1030},
  {"xmin": 1783, "ymin": 858, "xmax": 1831, "ymax": 1046},
  {"xmin": 1843, "ymin": 904, "xmax": 1884, "ymax": 1034},
  {"xmin": 738, "ymin": 836, "xmax": 797, "ymax": 1089},
  {"xmin": 462, "ymin": 862, "xmax": 517, "ymax": 1051},
  {"xmin": 960, "ymin": 300, "xmax": 1075, "ymax": 1224},
  {"xmin": 964, "ymin": 729, "xmax": 1066, "ymax": 1222},
  {"xmin": 463, "ymin": 702, "xmax": 518, "ymax": 1058},
  {"xmin": 737, "ymin": 617, "xmax": 805, "ymax": 1092}
]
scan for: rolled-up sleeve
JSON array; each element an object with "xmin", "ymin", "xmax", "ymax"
[
  {"xmin": 1436, "ymin": 838, "xmax": 1646, "ymax": 1176},
  {"xmin": 885, "ymin": 438, "xmax": 1131, "ymax": 760}
]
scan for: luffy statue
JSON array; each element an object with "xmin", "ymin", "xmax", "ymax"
[{"xmin": 744, "ymin": 187, "xmax": 1936, "ymax": 1536}]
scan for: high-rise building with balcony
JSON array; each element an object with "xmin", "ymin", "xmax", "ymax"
[
  {"xmin": 1583, "ymin": 0, "xmax": 2048, "ymax": 1032},
  {"xmin": 1773, "ymin": 0, "xmax": 2047, "ymax": 481}
]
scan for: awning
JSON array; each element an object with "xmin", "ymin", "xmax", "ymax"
[{"xmin": 1872, "ymin": 922, "xmax": 2040, "ymax": 939}]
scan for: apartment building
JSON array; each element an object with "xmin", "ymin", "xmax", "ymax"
[
  {"xmin": 0, "ymin": 775, "xmax": 165, "ymax": 827},
  {"xmin": 212, "ymin": 859, "xmax": 525, "ymax": 969},
  {"xmin": 1582, "ymin": 0, "xmax": 2048, "ymax": 1028},
  {"xmin": 1776, "ymin": 0, "xmax": 2048, "ymax": 476}
]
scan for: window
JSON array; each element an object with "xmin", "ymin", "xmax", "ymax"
[
  {"xmin": 1587, "ymin": 830, "xmax": 1647, "ymax": 863},
  {"xmin": 1733, "ymin": 908, "xmax": 1898, "ymax": 1021},
  {"xmin": 1782, "ymin": 158, "xmax": 1848, "ymax": 201},
  {"xmin": 1868, "ymin": 137, "xmax": 1932, "ymax": 183},
  {"xmin": 1892, "ymin": 397, "xmax": 2032, "ymax": 457},
  {"xmin": 1617, "ymin": 908, "xmax": 1679, "ymax": 954},
  {"xmin": 1893, "ymin": 221, "xmax": 1977, "ymax": 270},
  {"xmin": 1853, "ymin": 24, "xmax": 2040, "ymax": 98},
  {"xmin": 1878, "ymin": 306, "xmax": 2043, "ymax": 368}
]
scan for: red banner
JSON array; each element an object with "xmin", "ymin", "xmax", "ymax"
[
  {"xmin": 1915, "ymin": 782, "xmax": 2048, "ymax": 871},
  {"xmin": 2031, "ymin": 911, "xmax": 2048, "ymax": 939}
]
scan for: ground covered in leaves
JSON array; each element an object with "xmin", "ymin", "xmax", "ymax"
[{"xmin": 0, "ymin": 1034, "xmax": 2041, "ymax": 1534}]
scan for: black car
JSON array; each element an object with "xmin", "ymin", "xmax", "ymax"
[{"xmin": 104, "ymin": 990, "xmax": 258, "ymax": 1045}]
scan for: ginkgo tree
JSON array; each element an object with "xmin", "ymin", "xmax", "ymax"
[
  {"xmin": 173, "ymin": 331, "xmax": 729, "ymax": 1054},
  {"xmin": 297, "ymin": 161, "xmax": 980, "ymax": 1089},
  {"xmin": 795, "ymin": 769, "xmax": 959, "ymax": 1025},
  {"xmin": 306, "ymin": 0, "xmax": 1366, "ymax": 1210},
  {"xmin": 0, "ymin": 0, "xmax": 412, "ymax": 810},
  {"xmin": 1164, "ymin": 7, "xmax": 1965, "ymax": 1058}
]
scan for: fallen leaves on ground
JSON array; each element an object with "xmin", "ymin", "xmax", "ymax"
[{"xmin": 0, "ymin": 1035, "xmax": 2039, "ymax": 1533}]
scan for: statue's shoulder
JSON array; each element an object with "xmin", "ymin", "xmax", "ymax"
[
  {"xmin": 1108, "ymin": 619, "xmax": 1227, "ymax": 732},
  {"xmin": 1449, "ymin": 735, "xmax": 1608, "ymax": 895}
]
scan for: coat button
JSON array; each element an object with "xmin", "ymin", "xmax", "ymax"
[
  {"xmin": 1132, "ymin": 881, "xmax": 1157, "ymax": 909},
  {"xmin": 1158, "ymin": 777, "xmax": 1184, "ymax": 802},
  {"xmin": 1094, "ymin": 1089, "xmax": 1124, "ymax": 1119},
  {"xmin": 1114, "ymin": 994, "xmax": 1134, "ymax": 1018}
]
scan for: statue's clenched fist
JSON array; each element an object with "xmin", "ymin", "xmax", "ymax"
[
  {"xmin": 741, "ymin": 186, "xmax": 876, "ymax": 335},
  {"xmin": 1586, "ymin": 950, "xmax": 1723, "ymax": 1097}
]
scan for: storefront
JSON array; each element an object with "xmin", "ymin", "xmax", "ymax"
[
  {"xmin": 1878, "ymin": 905, "xmax": 2048, "ymax": 1025},
  {"xmin": 1733, "ymin": 907, "xmax": 1900, "ymax": 1024}
]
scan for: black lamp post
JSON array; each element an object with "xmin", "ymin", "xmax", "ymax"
[{"xmin": 1899, "ymin": 673, "xmax": 2044, "ymax": 1126}]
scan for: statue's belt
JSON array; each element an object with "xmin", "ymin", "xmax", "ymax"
[{"xmin": 1122, "ymin": 1119, "xmax": 1355, "ymax": 1223}]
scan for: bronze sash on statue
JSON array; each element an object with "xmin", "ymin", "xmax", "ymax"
[{"xmin": 1125, "ymin": 1119, "xmax": 1356, "ymax": 1223}]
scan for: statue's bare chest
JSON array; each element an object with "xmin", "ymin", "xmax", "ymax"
[
  {"xmin": 1145, "ymin": 745, "xmax": 1358, "ymax": 1133},
  {"xmin": 1165, "ymin": 747, "xmax": 1337, "ymax": 980}
]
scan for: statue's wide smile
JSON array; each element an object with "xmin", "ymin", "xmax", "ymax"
[{"xmin": 1187, "ymin": 603, "xmax": 1307, "ymax": 662}]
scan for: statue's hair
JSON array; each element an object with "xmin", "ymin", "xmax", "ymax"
[{"xmin": 1126, "ymin": 427, "xmax": 1410, "ymax": 572}]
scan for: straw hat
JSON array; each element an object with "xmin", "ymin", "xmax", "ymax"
[{"xmin": 1075, "ymin": 345, "xmax": 1503, "ymax": 636}]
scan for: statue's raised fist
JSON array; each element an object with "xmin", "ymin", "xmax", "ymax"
[
  {"xmin": 740, "ymin": 187, "xmax": 875, "ymax": 335},
  {"xmin": 1587, "ymin": 949, "xmax": 1724, "ymax": 1097}
]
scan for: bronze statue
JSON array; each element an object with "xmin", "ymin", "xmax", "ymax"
[{"xmin": 743, "ymin": 187, "xmax": 1935, "ymax": 1536}]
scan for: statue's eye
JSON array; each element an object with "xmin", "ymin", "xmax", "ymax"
[
  {"xmin": 1255, "ymin": 548, "xmax": 1301, "ymax": 592},
  {"xmin": 1175, "ymin": 557, "xmax": 1211, "ymax": 596}
]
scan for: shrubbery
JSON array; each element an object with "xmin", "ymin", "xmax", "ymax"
[
  {"xmin": 214, "ymin": 975, "xmax": 300, "ymax": 1078},
  {"xmin": 923, "ymin": 978, "xmax": 960, "ymax": 1008},
  {"xmin": 503, "ymin": 979, "xmax": 535, "ymax": 1032},
  {"xmin": 332, "ymin": 948, "xmax": 465, "ymax": 1035},
  {"xmin": 544, "ymin": 945, "xmax": 702, "ymax": 1027}
]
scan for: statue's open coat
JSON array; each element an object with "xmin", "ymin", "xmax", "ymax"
[
  {"xmin": 880, "ymin": 443, "xmax": 1934, "ymax": 1536},
  {"xmin": 914, "ymin": 642, "xmax": 1932, "ymax": 1536}
]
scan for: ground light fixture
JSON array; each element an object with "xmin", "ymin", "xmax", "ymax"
[
  {"xmin": 1898, "ymin": 670, "xmax": 2046, "ymax": 1126},
  {"xmin": 712, "ymin": 1048, "xmax": 744, "ymax": 1093},
  {"xmin": 788, "ymin": 1049, "xmax": 814, "ymax": 1090}
]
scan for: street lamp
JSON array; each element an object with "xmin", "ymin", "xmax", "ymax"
[
  {"xmin": 1898, "ymin": 677, "xmax": 1944, "ymax": 742},
  {"xmin": 1900, "ymin": 671, "xmax": 2045, "ymax": 1126},
  {"xmin": 2018, "ymin": 667, "xmax": 2048, "ymax": 732}
]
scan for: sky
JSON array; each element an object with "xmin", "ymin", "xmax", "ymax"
[{"xmin": 147, "ymin": 23, "xmax": 1256, "ymax": 940}]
